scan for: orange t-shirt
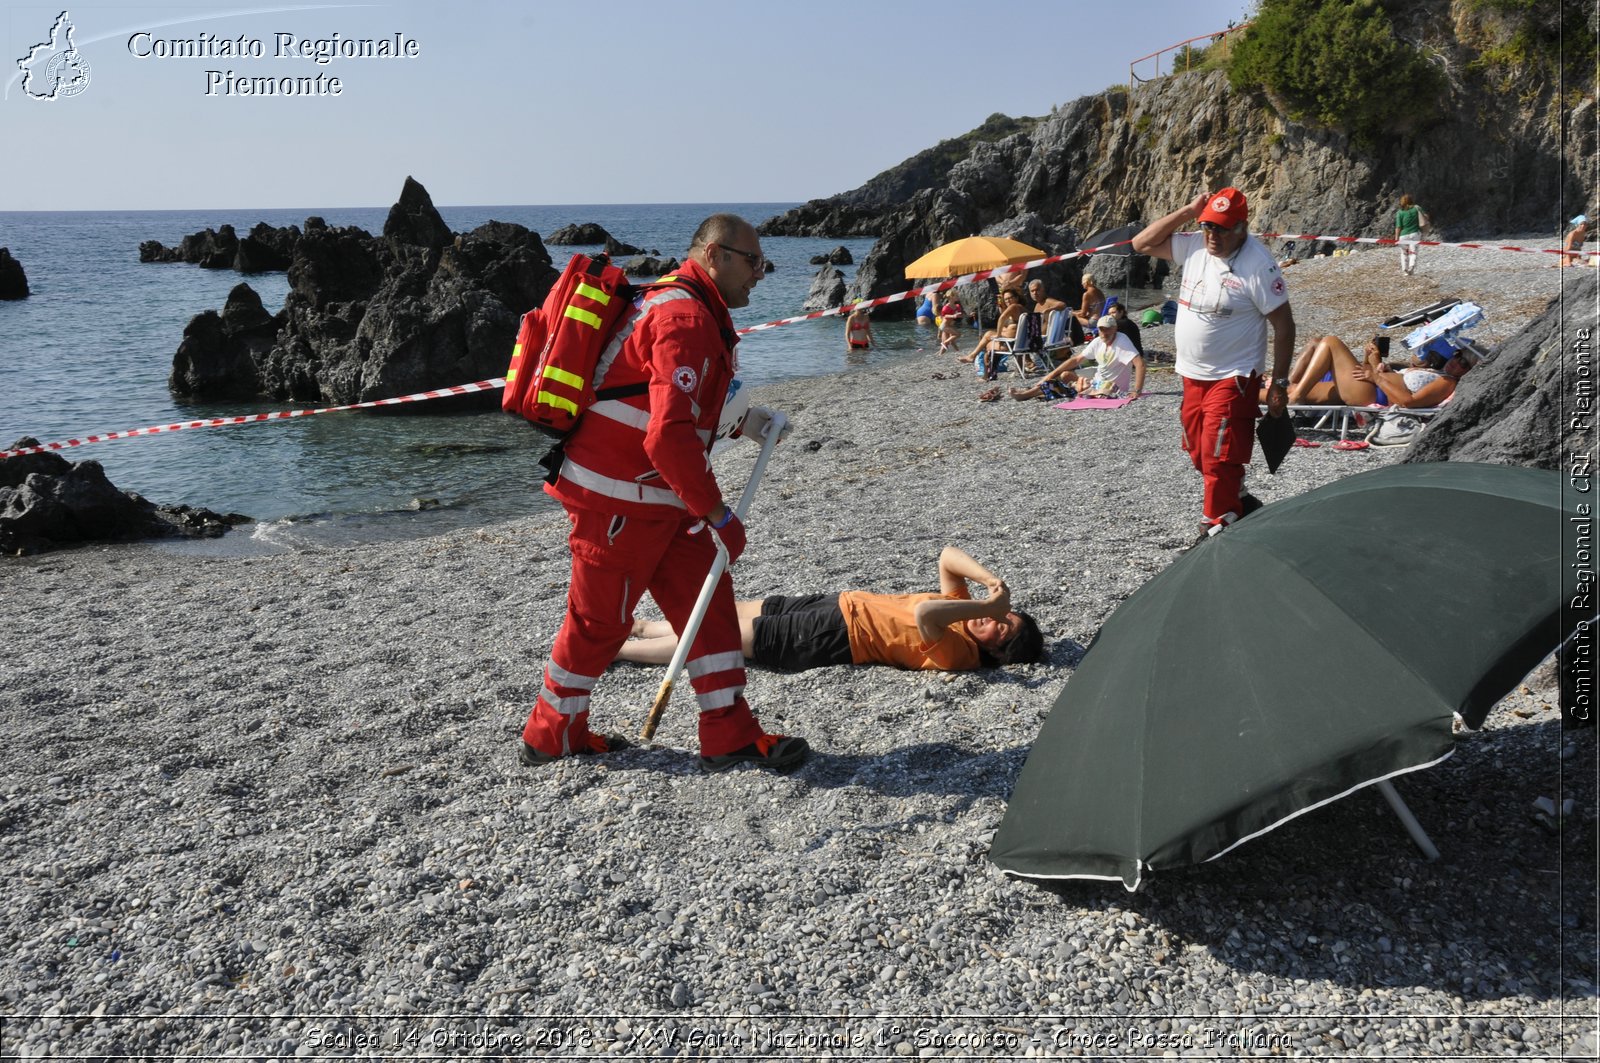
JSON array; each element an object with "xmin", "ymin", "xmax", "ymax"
[{"xmin": 837, "ymin": 591, "xmax": 981, "ymax": 671}]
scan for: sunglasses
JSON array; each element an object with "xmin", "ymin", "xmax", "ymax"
[
  {"xmin": 1199, "ymin": 221, "xmax": 1236, "ymax": 233},
  {"xmin": 719, "ymin": 244, "xmax": 764, "ymax": 270}
]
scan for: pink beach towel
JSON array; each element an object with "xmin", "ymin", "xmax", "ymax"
[{"xmin": 1053, "ymin": 396, "xmax": 1137, "ymax": 411}]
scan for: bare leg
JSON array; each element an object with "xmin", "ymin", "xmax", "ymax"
[
  {"xmin": 615, "ymin": 636, "xmax": 680, "ymax": 665},
  {"xmin": 631, "ymin": 617, "xmax": 675, "ymax": 639},
  {"xmin": 617, "ymin": 600, "xmax": 764, "ymax": 664},
  {"xmin": 1284, "ymin": 337, "xmax": 1339, "ymax": 404},
  {"xmin": 1325, "ymin": 339, "xmax": 1381, "ymax": 405},
  {"xmin": 961, "ymin": 330, "xmax": 997, "ymax": 362},
  {"xmin": 1285, "ymin": 339, "xmax": 1322, "ymax": 388}
]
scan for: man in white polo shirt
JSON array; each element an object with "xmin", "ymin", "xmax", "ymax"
[{"xmin": 1134, "ymin": 186, "xmax": 1294, "ymax": 537}]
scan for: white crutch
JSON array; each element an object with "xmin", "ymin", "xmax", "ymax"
[{"xmin": 639, "ymin": 409, "xmax": 789, "ymax": 742}]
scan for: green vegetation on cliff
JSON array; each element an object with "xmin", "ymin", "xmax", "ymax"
[
  {"xmin": 1227, "ymin": 0, "xmax": 1445, "ymax": 146},
  {"xmin": 1463, "ymin": 0, "xmax": 1597, "ymax": 99}
]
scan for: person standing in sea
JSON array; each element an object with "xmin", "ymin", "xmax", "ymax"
[
  {"xmin": 1133, "ymin": 187, "xmax": 1294, "ymax": 540},
  {"xmin": 519, "ymin": 213, "xmax": 810, "ymax": 773}
]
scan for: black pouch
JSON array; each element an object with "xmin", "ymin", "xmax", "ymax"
[{"xmin": 536, "ymin": 441, "xmax": 566, "ymax": 486}]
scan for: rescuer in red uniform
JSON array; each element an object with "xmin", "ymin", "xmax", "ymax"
[{"xmin": 520, "ymin": 214, "xmax": 809, "ymax": 772}]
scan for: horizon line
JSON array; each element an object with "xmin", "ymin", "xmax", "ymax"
[{"xmin": 0, "ymin": 199, "xmax": 809, "ymax": 216}]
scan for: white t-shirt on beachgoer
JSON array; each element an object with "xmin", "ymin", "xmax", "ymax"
[
  {"xmin": 1172, "ymin": 231, "xmax": 1289, "ymax": 381},
  {"xmin": 1081, "ymin": 332, "xmax": 1142, "ymax": 396}
]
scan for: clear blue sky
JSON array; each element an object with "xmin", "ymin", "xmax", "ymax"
[{"xmin": 2, "ymin": 0, "xmax": 1253, "ymax": 210}]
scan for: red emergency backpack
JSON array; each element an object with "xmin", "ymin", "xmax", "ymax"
[
  {"xmin": 503, "ymin": 253, "xmax": 732, "ymax": 440},
  {"xmin": 502, "ymin": 253, "xmax": 634, "ymax": 436}
]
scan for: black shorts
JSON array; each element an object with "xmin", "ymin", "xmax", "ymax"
[{"xmin": 750, "ymin": 593, "xmax": 853, "ymax": 672}]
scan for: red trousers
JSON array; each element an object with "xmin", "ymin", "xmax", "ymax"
[
  {"xmin": 1180, "ymin": 373, "xmax": 1260, "ymax": 524},
  {"xmin": 521, "ymin": 507, "xmax": 764, "ymax": 758}
]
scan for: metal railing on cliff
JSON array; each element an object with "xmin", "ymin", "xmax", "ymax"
[{"xmin": 1128, "ymin": 22, "xmax": 1250, "ymax": 90}]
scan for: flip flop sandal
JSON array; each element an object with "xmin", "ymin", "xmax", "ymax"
[
  {"xmin": 977, "ymin": 387, "xmax": 1002, "ymax": 403},
  {"xmin": 1292, "ymin": 438, "xmax": 1322, "ymax": 448},
  {"xmin": 1333, "ymin": 439, "xmax": 1370, "ymax": 451}
]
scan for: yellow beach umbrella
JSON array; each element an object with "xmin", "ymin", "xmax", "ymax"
[{"xmin": 903, "ymin": 235, "xmax": 1048, "ymax": 279}]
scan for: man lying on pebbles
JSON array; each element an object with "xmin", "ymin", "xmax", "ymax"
[{"xmin": 617, "ymin": 546, "xmax": 1043, "ymax": 673}]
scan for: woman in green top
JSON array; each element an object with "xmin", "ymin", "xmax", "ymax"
[{"xmin": 1394, "ymin": 194, "xmax": 1427, "ymax": 275}]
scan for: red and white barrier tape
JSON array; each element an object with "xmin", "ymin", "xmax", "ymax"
[
  {"xmin": 737, "ymin": 238, "xmax": 1134, "ymax": 332},
  {"xmin": 2, "ymin": 229, "xmax": 1563, "ymax": 461},
  {"xmin": 1258, "ymin": 232, "xmax": 1569, "ymax": 258},
  {"xmin": 1, "ymin": 380, "xmax": 505, "ymax": 459},
  {"xmin": 2, "ymin": 240, "xmax": 1131, "ymax": 461}
]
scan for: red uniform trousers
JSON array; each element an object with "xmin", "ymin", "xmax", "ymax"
[
  {"xmin": 521, "ymin": 507, "xmax": 764, "ymax": 759},
  {"xmin": 1179, "ymin": 373, "xmax": 1260, "ymax": 524}
]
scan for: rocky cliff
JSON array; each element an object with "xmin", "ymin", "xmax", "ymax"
[{"xmin": 768, "ymin": 0, "xmax": 1594, "ymax": 317}]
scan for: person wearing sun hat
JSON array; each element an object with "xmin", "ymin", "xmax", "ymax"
[
  {"xmin": 1132, "ymin": 186, "xmax": 1295, "ymax": 540},
  {"xmin": 1561, "ymin": 214, "xmax": 1590, "ymax": 267}
]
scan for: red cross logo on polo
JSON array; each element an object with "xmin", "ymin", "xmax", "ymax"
[
  {"xmin": 673, "ymin": 366, "xmax": 698, "ymax": 393},
  {"xmin": 1272, "ymin": 277, "xmax": 1285, "ymax": 296}
]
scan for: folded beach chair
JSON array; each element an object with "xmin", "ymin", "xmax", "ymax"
[
  {"xmin": 1379, "ymin": 297, "xmax": 1463, "ymax": 330},
  {"xmin": 1038, "ymin": 309, "xmax": 1071, "ymax": 368}
]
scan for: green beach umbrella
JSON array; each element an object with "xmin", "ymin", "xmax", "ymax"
[{"xmin": 991, "ymin": 463, "xmax": 1578, "ymax": 891}]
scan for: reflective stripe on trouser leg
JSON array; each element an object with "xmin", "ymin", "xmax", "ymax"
[
  {"xmin": 648, "ymin": 517, "xmax": 764, "ymax": 758},
  {"xmin": 521, "ymin": 507, "xmax": 676, "ymax": 757}
]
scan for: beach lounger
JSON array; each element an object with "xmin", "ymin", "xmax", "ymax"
[
  {"xmin": 1278, "ymin": 397, "xmax": 1453, "ymax": 442},
  {"xmin": 1281, "ymin": 404, "xmax": 1382, "ymax": 441}
]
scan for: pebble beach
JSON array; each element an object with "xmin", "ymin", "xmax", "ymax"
[{"xmin": 2, "ymin": 239, "xmax": 1594, "ymax": 1059}]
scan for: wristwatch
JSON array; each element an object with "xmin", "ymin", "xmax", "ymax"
[{"xmin": 1271, "ymin": 377, "xmax": 1290, "ymax": 388}]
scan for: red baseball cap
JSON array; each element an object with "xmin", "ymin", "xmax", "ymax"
[{"xmin": 1198, "ymin": 187, "xmax": 1248, "ymax": 227}]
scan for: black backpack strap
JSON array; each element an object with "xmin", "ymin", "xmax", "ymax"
[{"xmin": 595, "ymin": 381, "xmax": 647, "ymax": 401}]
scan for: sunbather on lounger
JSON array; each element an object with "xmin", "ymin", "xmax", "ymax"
[
  {"xmin": 1276, "ymin": 334, "xmax": 1473, "ymax": 408},
  {"xmin": 615, "ymin": 546, "xmax": 1043, "ymax": 672}
]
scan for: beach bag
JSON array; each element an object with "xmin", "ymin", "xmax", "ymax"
[
  {"xmin": 975, "ymin": 349, "xmax": 1009, "ymax": 379},
  {"xmin": 1367, "ymin": 410, "xmax": 1426, "ymax": 448}
]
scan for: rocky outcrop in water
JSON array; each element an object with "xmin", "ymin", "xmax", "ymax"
[
  {"xmin": 0, "ymin": 442, "xmax": 248, "ymax": 555},
  {"xmin": 604, "ymin": 236, "xmax": 645, "ymax": 257},
  {"xmin": 621, "ymin": 256, "xmax": 680, "ymax": 277},
  {"xmin": 0, "ymin": 249, "xmax": 28, "ymax": 299},
  {"xmin": 548, "ymin": 223, "xmax": 611, "ymax": 245},
  {"xmin": 171, "ymin": 178, "xmax": 560, "ymax": 408},
  {"xmin": 170, "ymin": 284, "xmax": 278, "ymax": 398},
  {"xmin": 141, "ymin": 222, "xmax": 301, "ymax": 273},
  {"xmin": 810, "ymin": 247, "xmax": 854, "ymax": 266},
  {"xmin": 803, "ymin": 265, "xmax": 846, "ymax": 312},
  {"xmin": 760, "ymin": 113, "xmax": 1040, "ymax": 239}
]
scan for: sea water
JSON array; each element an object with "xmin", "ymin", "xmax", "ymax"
[{"xmin": 0, "ymin": 203, "xmax": 926, "ymax": 552}]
